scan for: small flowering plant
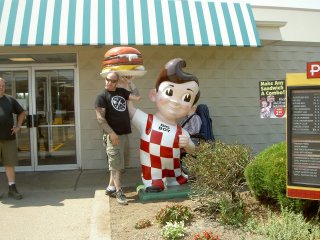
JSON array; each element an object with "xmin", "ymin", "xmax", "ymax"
[
  {"xmin": 156, "ymin": 204, "xmax": 193, "ymax": 226},
  {"xmin": 161, "ymin": 221, "xmax": 186, "ymax": 240},
  {"xmin": 193, "ymin": 230, "xmax": 220, "ymax": 240}
]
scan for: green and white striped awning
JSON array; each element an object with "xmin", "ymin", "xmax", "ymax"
[{"xmin": 0, "ymin": 0, "xmax": 261, "ymax": 47}]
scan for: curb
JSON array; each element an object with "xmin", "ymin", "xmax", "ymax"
[{"xmin": 90, "ymin": 190, "xmax": 111, "ymax": 240}]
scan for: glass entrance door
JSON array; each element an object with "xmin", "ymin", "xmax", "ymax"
[
  {"xmin": 0, "ymin": 68, "xmax": 77, "ymax": 171},
  {"xmin": 35, "ymin": 69, "xmax": 76, "ymax": 167}
]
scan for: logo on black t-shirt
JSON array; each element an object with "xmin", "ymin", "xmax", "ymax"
[{"xmin": 111, "ymin": 96, "xmax": 126, "ymax": 112}]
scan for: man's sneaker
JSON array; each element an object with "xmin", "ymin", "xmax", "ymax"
[
  {"xmin": 105, "ymin": 187, "xmax": 116, "ymax": 197},
  {"xmin": 115, "ymin": 189, "xmax": 128, "ymax": 205},
  {"xmin": 8, "ymin": 184, "xmax": 23, "ymax": 200}
]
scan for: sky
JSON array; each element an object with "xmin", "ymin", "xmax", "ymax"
[{"xmin": 220, "ymin": 0, "xmax": 320, "ymax": 9}]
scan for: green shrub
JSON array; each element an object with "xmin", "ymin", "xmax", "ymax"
[
  {"xmin": 244, "ymin": 142, "xmax": 304, "ymax": 211},
  {"xmin": 183, "ymin": 140, "xmax": 252, "ymax": 225},
  {"xmin": 218, "ymin": 196, "xmax": 246, "ymax": 227},
  {"xmin": 251, "ymin": 207, "xmax": 320, "ymax": 240},
  {"xmin": 185, "ymin": 140, "xmax": 252, "ymax": 200},
  {"xmin": 161, "ymin": 221, "xmax": 186, "ymax": 240},
  {"xmin": 155, "ymin": 204, "xmax": 193, "ymax": 226},
  {"xmin": 244, "ymin": 142, "xmax": 285, "ymax": 199}
]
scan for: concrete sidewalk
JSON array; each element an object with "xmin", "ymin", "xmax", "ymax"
[{"xmin": 0, "ymin": 168, "xmax": 141, "ymax": 240}]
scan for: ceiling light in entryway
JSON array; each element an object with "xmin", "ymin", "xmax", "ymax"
[{"xmin": 9, "ymin": 57, "xmax": 35, "ymax": 62}]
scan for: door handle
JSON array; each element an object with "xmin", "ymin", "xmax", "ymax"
[
  {"xmin": 34, "ymin": 115, "xmax": 39, "ymax": 127},
  {"xmin": 26, "ymin": 115, "xmax": 33, "ymax": 128}
]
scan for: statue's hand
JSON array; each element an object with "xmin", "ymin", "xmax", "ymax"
[{"xmin": 178, "ymin": 135, "xmax": 190, "ymax": 148}]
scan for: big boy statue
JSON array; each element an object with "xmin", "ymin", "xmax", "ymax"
[{"xmin": 127, "ymin": 58, "xmax": 200, "ymax": 192}]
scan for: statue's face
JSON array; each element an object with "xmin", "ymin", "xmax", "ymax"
[{"xmin": 155, "ymin": 81, "xmax": 199, "ymax": 122}]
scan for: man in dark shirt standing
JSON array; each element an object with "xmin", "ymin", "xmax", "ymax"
[
  {"xmin": 95, "ymin": 72, "xmax": 140, "ymax": 205},
  {"xmin": 0, "ymin": 77, "xmax": 25, "ymax": 199}
]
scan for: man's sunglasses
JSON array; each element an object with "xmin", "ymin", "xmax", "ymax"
[{"xmin": 106, "ymin": 78, "xmax": 118, "ymax": 83}]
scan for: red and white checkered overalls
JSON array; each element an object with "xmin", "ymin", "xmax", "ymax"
[{"xmin": 132, "ymin": 109, "xmax": 188, "ymax": 190}]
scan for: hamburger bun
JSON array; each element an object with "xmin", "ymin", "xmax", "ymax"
[{"xmin": 100, "ymin": 47, "xmax": 146, "ymax": 78}]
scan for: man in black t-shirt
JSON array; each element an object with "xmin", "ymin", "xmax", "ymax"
[
  {"xmin": 95, "ymin": 72, "xmax": 140, "ymax": 205},
  {"xmin": 0, "ymin": 77, "xmax": 25, "ymax": 200}
]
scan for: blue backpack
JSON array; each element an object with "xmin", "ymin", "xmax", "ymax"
[{"xmin": 195, "ymin": 104, "xmax": 215, "ymax": 141}]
